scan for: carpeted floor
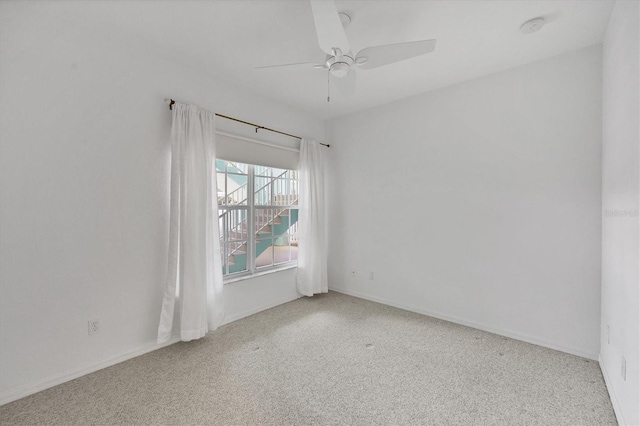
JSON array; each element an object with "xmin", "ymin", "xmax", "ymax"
[{"xmin": 0, "ymin": 292, "xmax": 616, "ymax": 425}]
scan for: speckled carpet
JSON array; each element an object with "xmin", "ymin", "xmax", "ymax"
[{"xmin": 0, "ymin": 292, "xmax": 616, "ymax": 425}]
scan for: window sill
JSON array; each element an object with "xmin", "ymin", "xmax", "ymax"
[{"xmin": 223, "ymin": 264, "xmax": 297, "ymax": 285}]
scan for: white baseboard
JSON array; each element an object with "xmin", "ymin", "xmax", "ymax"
[
  {"xmin": 0, "ymin": 294, "xmax": 301, "ymax": 407},
  {"xmin": 329, "ymin": 286, "xmax": 599, "ymax": 360},
  {"xmin": 0, "ymin": 337, "xmax": 180, "ymax": 407},
  {"xmin": 222, "ymin": 293, "xmax": 302, "ymax": 325},
  {"xmin": 3, "ymin": 289, "xmax": 596, "ymax": 408},
  {"xmin": 599, "ymin": 354, "xmax": 625, "ymax": 425}
]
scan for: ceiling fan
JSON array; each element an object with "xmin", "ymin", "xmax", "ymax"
[{"xmin": 256, "ymin": 0, "xmax": 437, "ymax": 100}]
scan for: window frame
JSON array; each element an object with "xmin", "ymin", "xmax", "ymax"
[{"xmin": 217, "ymin": 160, "xmax": 299, "ymax": 282}]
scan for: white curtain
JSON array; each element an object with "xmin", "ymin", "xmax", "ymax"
[
  {"xmin": 157, "ymin": 102, "xmax": 225, "ymax": 344},
  {"xmin": 296, "ymin": 139, "xmax": 328, "ymax": 296}
]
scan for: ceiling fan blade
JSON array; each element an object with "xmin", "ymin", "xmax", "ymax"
[
  {"xmin": 355, "ymin": 39, "xmax": 436, "ymax": 70},
  {"xmin": 332, "ymin": 69, "xmax": 356, "ymax": 96},
  {"xmin": 310, "ymin": 0, "xmax": 350, "ymax": 56},
  {"xmin": 254, "ymin": 62, "xmax": 318, "ymax": 70}
]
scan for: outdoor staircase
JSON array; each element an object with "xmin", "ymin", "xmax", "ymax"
[{"xmin": 226, "ymin": 202, "xmax": 298, "ymax": 273}]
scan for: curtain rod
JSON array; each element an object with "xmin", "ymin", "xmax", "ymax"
[{"xmin": 164, "ymin": 98, "xmax": 330, "ymax": 148}]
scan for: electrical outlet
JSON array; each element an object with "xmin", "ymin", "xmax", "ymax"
[
  {"xmin": 88, "ymin": 319, "xmax": 100, "ymax": 336},
  {"xmin": 621, "ymin": 356, "xmax": 626, "ymax": 381},
  {"xmin": 350, "ymin": 270, "xmax": 356, "ymax": 279},
  {"xmin": 369, "ymin": 272, "xmax": 374, "ymax": 281}
]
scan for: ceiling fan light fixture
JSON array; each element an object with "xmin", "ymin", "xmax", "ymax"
[{"xmin": 330, "ymin": 62, "xmax": 350, "ymax": 78}]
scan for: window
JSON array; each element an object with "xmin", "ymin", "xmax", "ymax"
[{"xmin": 216, "ymin": 160, "xmax": 299, "ymax": 278}]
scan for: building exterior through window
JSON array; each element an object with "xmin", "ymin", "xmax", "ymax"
[{"xmin": 216, "ymin": 160, "xmax": 299, "ymax": 278}]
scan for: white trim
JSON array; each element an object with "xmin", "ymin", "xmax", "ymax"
[
  {"xmin": 599, "ymin": 354, "xmax": 625, "ymax": 425},
  {"xmin": 222, "ymin": 293, "xmax": 302, "ymax": 325},
  {"xmin": 329, "ymin": 286, "xmax": 599, "ymax": 360},
  {"xmin": 0, "ymin": 337, "xmax": 180, "ymax": 406},
  {"xmin": 224, "ymin": 264, "xmax": 297, "ymax": 285},
  {"xmin": 215, "ymin": 130, "xmax": 299, "ymax": 153},
  {"xmin": 0, "ymin": 291, "xmax": 301, "ymax": 407}
]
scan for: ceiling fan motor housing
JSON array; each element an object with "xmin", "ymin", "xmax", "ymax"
[{"xmin": 326, "ymin": 50, "xmax": 354, "ymax": 77}]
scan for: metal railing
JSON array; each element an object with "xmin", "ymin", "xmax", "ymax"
[
  {"xmin": 219, "ymin": 207, "xmax": 248, "ymax": 260},
  {"xmin": 223, "ymin": 183, "xmax": 247, "ymax": 206},
  {"xmin": 253, "ymin": 169, "xmax": 297, "ymax": 235}
]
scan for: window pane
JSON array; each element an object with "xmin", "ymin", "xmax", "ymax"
[
  {"xmin": 270, "ymin": 166, "xmax": 286, "ymax": 177},
  {"xmin": 274, "ymin": 177, "xmax": 298, "ymax": 205},
  {"xmin": 227, "ymin": 174, "xmax": 248, "ymax": 205},
  {"xmin": 219, "ymin": 207, "xmax": 248, "ymax": 276},
  {"xmin": 254, "ymin": 165, "xmax": 270, "ymax": 177},
  {"xmin": 276, "ymin": 208, "xmax": 298, "ymax": 264},
  {"xmin": 256, "ymin": 237, "xmax": 273, "ymax": 269},
  {"xmin": 254, "ymin": 175, "xmax": 271, "ymax": 205},
  {"xmin": 254, "ymin": 208, "xmax": 272, "ymax": 236},
  {"xmin": 218, "ymin": 208, "xmax": 228, "ymax": 238},
  {"xmin": 254, "ymin": 167, "xmax": 298, "ymax": 206},
  {"xmin": 226, "ymin": 242, "xmax": 247, "ymax": 274},
  {"xmin": 216, "ymin": 159, "xmax": 248, "ymax": 207},
  {"xmin": 227, "ymin": 161, "xmax": 248, "ymax": 174},
  {"xmin": 255, "ymin": 207, "xmax": 299, "ymax": 267}
]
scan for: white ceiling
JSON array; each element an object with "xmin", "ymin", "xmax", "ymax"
[{"xmin": 37, "ymin": 0, "xmax": 615, "ymax": 119}]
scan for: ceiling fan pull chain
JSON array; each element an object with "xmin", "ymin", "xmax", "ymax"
[{"xmin": 327, "ymin": 70, "xmax": 331, "ymax": 103}]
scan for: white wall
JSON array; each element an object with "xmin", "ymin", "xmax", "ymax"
[
  {"xmin": 600, "ymin": 1, "xmax": 640, "ymax": 424},
  {"xmin": 0, "ymin": 2, "xmax": 323, "ymax": 404},
  {"xmin": 326, "ymin": 45, "xmax": 603, "ymax": 360}
]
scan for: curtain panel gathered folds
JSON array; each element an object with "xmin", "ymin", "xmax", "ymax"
[
  {"xmin": 157, "ymin": 102, "xmax": 225, "ymax": 344},
  {"xmin": 296, "ymin": 139, "xmax": 328, "ymax": 296}
]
